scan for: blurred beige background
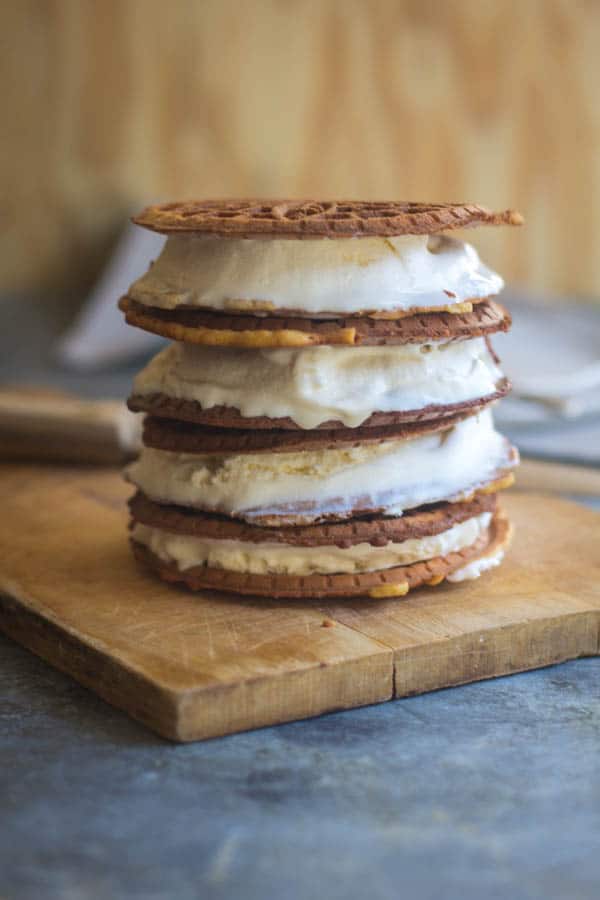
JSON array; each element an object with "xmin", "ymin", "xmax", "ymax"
[{"xmin": 3, "ymin": 0, "xmax": 600, "ymax": 300}]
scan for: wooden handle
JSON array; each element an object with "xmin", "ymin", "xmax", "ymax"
[{"xmin": 0, "ymin": 388, "xmax": 141, "ymax": 465}]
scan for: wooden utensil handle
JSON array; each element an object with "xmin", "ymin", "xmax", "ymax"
[{"xmin": 0, "ymin": 388, "xmax": 140, "ymax": 465}]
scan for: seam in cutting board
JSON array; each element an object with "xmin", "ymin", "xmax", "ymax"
[
  {"xmin": 324, "ymin": 611, "xmax": 397, "ymax": 698},
  {"xmin": 327, "ymin": 605, "xmax": 600, "ymax": 701},
  {"xmin": 3, "ymin": 582, "xmax": 599, "ymax": 710}
]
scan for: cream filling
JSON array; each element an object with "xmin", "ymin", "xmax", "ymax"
[
  {"xmin": 127, "ymin": 409, "xmax": 515, "ymax": 521},
  {"xmin": 133, "ymin": 337, "xmax": 504, "ymax": 429},
  {"xmin": 132, "ymin": 512, "xmax": 492, "ymax": 575},
  {"xmin": 446, "ymin": 546, "xmax": 505, "ymax": 582},
  {"xmin": 127, "ymin": 233, "xmax": 503, "ymax": 316}
]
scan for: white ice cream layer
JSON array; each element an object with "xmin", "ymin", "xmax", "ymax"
[
  {"xmin": 446, "ymin": 546, "xmax": 505, "ymax": 582},
  {"xmin": 131, "ymin": 512, "xmax": 492, "ymax": 576},
  {"xmin": 127, "ymin": 233, "xmax": 503, "ymax": 316},
  {"xmin": 127, "ymin": 409, "xmax": 515, "ymax": 522},
  {"xmin": 133, "ymin": 337, "xmax": 504, "ymax": 429}
]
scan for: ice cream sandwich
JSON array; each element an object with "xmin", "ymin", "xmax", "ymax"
[{"xmin": 120, "ymin": 199, "xmax": 521, "ymax": 598}]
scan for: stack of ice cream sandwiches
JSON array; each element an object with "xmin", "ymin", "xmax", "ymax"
[{"xmin": 120, "ymin": 200, "xmax": 521, "ymax": 599}]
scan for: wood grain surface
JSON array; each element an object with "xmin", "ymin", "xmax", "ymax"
[
  {"xmin": 3, "ymin": 0, "xmax": 600, "ymax": 298},
  {"xmin": 0, "ymin": 464, "xmax": 598, "ymax": 742}
]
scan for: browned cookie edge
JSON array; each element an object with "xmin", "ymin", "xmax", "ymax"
[{"xmin": 119, "ymin": 297, "xmax": 511, "ymax": 348}]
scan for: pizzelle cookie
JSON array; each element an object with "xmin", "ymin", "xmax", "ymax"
[
  {"xmin": 121, "ymin": 197, "xmax": 521, "ymax": 598},
  {"xmin": 129, "ymin": 386, "xmax": 509, "ymax": 431},
  {"xmin": 140, "ymin": 410, "xmax": 473, "ymax": 455},
  {"xmin": 129, "ymin": 491, "xmax": 497, "ymax": 546},
  {"xmin": 132, "ymin": 200, "xmax": 523, "ymax": 238},
  {"xmin": 119, "ymin": 296, "xmax": 510, "ymax": 349}
]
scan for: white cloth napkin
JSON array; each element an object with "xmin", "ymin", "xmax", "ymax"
[
  {"xmin": 495, "ymin": 291, "xmax": 600, "ymax": 420},
  {"xmin": 56, "ymin": 224, "xmax": 166, "ymax": 368}
]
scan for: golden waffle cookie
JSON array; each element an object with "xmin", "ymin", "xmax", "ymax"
[
  {"xmin": 132, "ymin": 200, "xmax": 523, "ymax": 238},
  {"xmin": 130, "ymin": 507, "xmax": 511, "ymax": 598},
  {"xmin": 119, "ymin": 297, "xmax": 510, "ymax": 348}
]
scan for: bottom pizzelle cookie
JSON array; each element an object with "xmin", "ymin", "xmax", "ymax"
[{"xmin": 130, "ymin": 508, "xmax": 511, "ymax": 599}]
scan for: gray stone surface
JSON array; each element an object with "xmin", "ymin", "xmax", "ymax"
[{"xmin": 2, "ymin": 634, "xmax": 600, "ymax": 900}]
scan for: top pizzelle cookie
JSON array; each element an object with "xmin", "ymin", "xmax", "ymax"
[{"xmin": 132, "ymin": 200, "xmax": 524, "ymax": 238}]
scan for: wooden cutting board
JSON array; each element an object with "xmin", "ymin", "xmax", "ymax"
[{"xmin": 1, "ymin": 464, "xmax": 599, "ymax": 742}]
